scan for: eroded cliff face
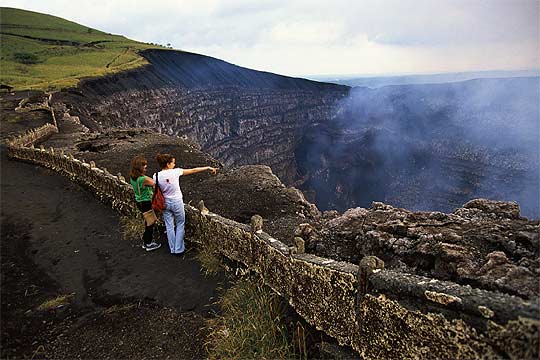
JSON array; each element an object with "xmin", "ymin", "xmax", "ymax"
[{"xmin": 52, "ymin": 49, "xmax": 348, "ymax": 184}]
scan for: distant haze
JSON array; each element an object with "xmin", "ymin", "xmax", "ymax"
[
  {"xmin": 309, "ymin": 70, "xmax": 540, "ymax": 88},
  {"xmin": 0, "ymin": 0, "xmax": 538, "ymax": 77}
]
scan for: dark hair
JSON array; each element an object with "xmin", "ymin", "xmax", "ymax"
[
  {"xmin": 156, "ymin": 153, "xmax": 175, "ymax": 169},
  {"xmin": 129, "ymin": 155, "xmax": 147, "ymax": 180}
]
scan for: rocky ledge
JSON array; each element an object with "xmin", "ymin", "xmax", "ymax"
[{"xmin": 301, "ymin": 198, "xmax": 539, "ymax": 299}]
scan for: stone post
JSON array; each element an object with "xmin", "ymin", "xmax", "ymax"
[
  {"xmin": 293, "ymin": 237, "xmax": 305, "ymax": 254},
  {"xmin": 198, "ymin": 200, "xmax": 209, "ymax": 215},
  {"xmin": 251, "ymin": 214, "xmax": 263, "ymax": 234},
  {"xmin": 356, "ymin": 256, "xmax": 384, "ymax": 318}
]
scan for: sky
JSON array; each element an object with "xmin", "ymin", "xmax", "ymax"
[{"xmin": 1, "ymin": 0, "xmax": 539, "ymax": 77}]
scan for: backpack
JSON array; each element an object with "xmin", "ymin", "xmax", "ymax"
[{"xmin": 152, "ymin": 172, "xmax": 166, "ymax": 211}]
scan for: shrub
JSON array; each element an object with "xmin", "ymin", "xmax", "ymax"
[
  {"xmin": 195, "ymin": 241, "xmax": 223, "ymax": 276},
  {"xmin": 13, "ymin": 52, "xmax": 40, "ymax": 64}
]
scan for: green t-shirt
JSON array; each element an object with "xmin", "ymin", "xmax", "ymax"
[{"xmin": 130, "ymin": 176, "xmax": 153, "ymax": 202}]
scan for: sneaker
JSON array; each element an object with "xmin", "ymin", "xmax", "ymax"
[{"xmin": 144, "ymin": 242, "xmax": 161, "ymax": 252}]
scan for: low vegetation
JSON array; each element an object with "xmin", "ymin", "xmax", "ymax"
[
  {"xmin": 13, "ymin": 52, "xmax": 41, "ymax": 64},
  {"xmin": 196, "ymin": 240, "xmax": 312, "ymax": 358},
  {"xmin": 205, "ymin": 276, "xmax": 307, "ymax": 359},
  {"xmin": 0, "ymin": 7, "xmax": 170, "ymax": 91},
  {"xmin": 119, "ymin": 215, "xmax": 144, "ymax": 242},
  {"xmin": 195, "ymin": 240, "xmax": 223, "ymax": 276},
  {"xmin": 36, "ymin": 294, "xmax": 74, "ymax": 311}
]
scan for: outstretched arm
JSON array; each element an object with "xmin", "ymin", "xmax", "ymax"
[{"xmin": 183, "ymin": 166, "xmax": 218, "ymax": 176}]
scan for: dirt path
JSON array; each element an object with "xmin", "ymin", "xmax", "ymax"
[{"xmin": 1, "ymin": 148, "xmax": 225, "ymax": 358}]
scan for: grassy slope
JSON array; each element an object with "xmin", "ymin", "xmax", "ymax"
[{"xmin": 0, "ymin": 7, "xmax": 164, "ymax": 91}]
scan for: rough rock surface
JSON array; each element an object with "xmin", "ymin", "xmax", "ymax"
[{"xmin": 305, "ymin": 199, "xmax": 539, "ymax": 298}]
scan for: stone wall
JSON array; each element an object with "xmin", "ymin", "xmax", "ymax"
[
  {"xmin": 5, "ymin": 123, "xmax": 58, "ymax": 148},
  {"xmin": 5, "ymin": 126, "xmax": 539, "ymax": 359}
]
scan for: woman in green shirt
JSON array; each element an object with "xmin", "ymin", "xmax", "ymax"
[{"xmin": 129, "ymin": 155, "xmax": 161, "ymax": 251}]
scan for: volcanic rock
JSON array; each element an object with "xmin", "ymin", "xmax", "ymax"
[{"xmin": 308, "ymin": 199, "xmax": 539, "ymax": 298}]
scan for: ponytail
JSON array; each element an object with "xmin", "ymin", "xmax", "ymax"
[{"xmin": 156, "ymin": 153, "xmax": 174, "ymax": 169}]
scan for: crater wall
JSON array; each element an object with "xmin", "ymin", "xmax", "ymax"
[{"xmin": 52, "ymin": 49, "xmax": 348, "ymax": 183}]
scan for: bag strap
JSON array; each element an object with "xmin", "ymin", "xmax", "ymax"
[
  {"xmin": 155, "ymin": 172, "xmax": 160, "ymax": 191},
  {"xmin": 136, "ymin": 176, "xmax": 142, "ymax": 197}
]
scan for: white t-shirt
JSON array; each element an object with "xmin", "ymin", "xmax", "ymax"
[{"xmin": 153, "ymin": 168, "xmax": 184, "ymax": 201}]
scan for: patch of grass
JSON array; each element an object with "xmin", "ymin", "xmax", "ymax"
[
  {"xmin": 0, "ymin": 7, "xmax": 170, "ymax": 91},
  {"xmin": 195, "ymin": 241, "xmax": 223, "ymax": 276},
  {"xmin": 102, "ymin": 303, "xmax": 137, "ymax": 315},
  {"xmin": 206, "ymin": 276, "xmax": 306, "ymax": 359},
  {"xmin": 36, "ymin": 294, "xmax": 74, "ymax": 311},
  {"xmin": 119, "ymin": 215, "xmax": 144, "ymax": 242}
]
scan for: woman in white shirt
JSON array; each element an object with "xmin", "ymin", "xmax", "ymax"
[{"xmin": 154, "ymin": 153, "xmax": 218, "ymax": 255}]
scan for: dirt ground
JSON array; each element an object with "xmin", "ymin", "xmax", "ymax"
[{"xmin": 1, "ymin": 148, "xmax": 226, "ymax": 359}]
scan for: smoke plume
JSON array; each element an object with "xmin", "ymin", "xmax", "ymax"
[{"xmin": 296, "ymin": 77, "xmax": 540, "ymax": 219}]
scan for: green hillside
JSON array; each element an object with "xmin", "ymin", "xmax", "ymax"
[{"xmin": 0, "ymin": 7, "xmax": 164, "ymax": 91}]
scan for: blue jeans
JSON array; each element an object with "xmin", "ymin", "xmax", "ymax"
[{"xmin": 163, "ymin": 198, "xmax": 185, "ymax": 254}]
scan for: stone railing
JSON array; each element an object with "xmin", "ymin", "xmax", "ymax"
[
  {"xmin": 5, "ymin": 123, "xmax": 58, "ymax": 148},
  {"xmin": 5, "ymin": 125, "xmax": 539, "ymax": 359}
]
